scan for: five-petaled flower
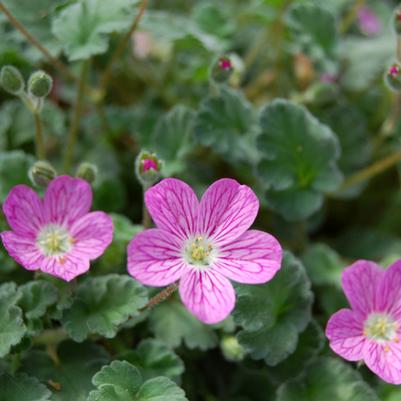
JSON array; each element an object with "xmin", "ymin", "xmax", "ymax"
[
  {"xmin": 1, "ymin": 175, "xmax": 113, "ymax": 281},
  {"xmin": 127, "ymin": 178, "xmax": 283, "ymax": 324},
  {"xmin": 326, "ymin": 260, "xmax": 401, "ymax": 384}
]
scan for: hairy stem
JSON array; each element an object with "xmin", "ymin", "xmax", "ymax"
[
  {"xmin": 63, "ymin": 60, "xmax": 90, "ymax": 172},
  {"xmin": 34, "ymin": 112, "xmax": 46, "ymax": 160},
  {"xmin": 141, "ymin": 283, "xmax": 179, "ymax": 311},
  {"xmin": 99, "ymin": 0, "xmax": 148, "ymax": 94},
  {"xmin": 32, "ymin": 328, "xmax": 68, "ymax": 346},
  {"xmin": 340, "ymin": 0, "xmax": 365, "ymax": 33},
  {"xmin": 142, "ymin": 182, "xmax": 152, "ymax": 228},
  {"xmin": 339, "ymin": 149, "xmax": 401, "ymax": 191},
  {"xmin": 0, "ymin": 2, "xmax": 76, "ymax": 82}
]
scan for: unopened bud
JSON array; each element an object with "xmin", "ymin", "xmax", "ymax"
[
  {"xmin": 393, "ymin": 7, "xmax": 401, "ymax": 35},
  {"xmin": 385, "ymin": 63, "xmax": 401, "ymax": 91},
  {"xmin": 135, "ymin": 151, "xmax": 162, "ymax": 186},
  {"xmin": 220, "ymin": 336, "xmax": 245, "ymax": 362},
  {"xmin": 28, "ymin": 70, "xmax": 53, "ymax": 98},
  {"xmin": 0, "ymin": 65, "xmax": 24, "ymax": 95},
  {"xmin": 76, "ymin": 162, "xmax": 98, "ymax": 184},
  {"xmin": 28, "ymin": 161, "xmax": 57, "ymax": 188},
  {"xmin": 211, "ymin": 56, "xmax": 233, "ymax": 83}
]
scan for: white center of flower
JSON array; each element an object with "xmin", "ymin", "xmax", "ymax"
[
  {"xmin": 364, "ymin": 313, "xmax": 398, "ymax": 343},
  {"xmin": 36, "ymin": 224, "xmax": 74, "ymax": 257},
  {"xmin": 183, "ymin": 235, "xmax": 217, "ymax": 267}
]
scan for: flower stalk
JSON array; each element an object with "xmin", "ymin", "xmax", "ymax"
[{"xmin": 34, "ymin": 112, "xmax": 46, "ymax": 160}]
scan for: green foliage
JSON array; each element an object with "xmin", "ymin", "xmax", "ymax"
[
  {"xmin": 276, "ymin": 357, "xmax": 380, "ymax": 401},
  {"xmin": 257, "ymin": 99, "xmax": 342, "ymax": 220},
  {"xmin": 52, "ymin": 0, "xmax": 139, "ymax": 61},
  {"xmin": 149, "ymin": 302, "xmax": 218, "ymax": 350},
  {"xmin": 0, "ymin": 373, "xmax": 51, "ymax": 401},
  {"xmin": 61, "ymin": 275, "xmax": 148, "ymax": 341},
  {"xmin": 119, "ymin": 339, "xmax": 185, "ymax": 381},
  {"xmin": 88, "ymin": 360, "xmax": 188, "ymax": 401},
  {"xmin": 234, "ymin": 252, "xmax": 313, "ymax": 366}
]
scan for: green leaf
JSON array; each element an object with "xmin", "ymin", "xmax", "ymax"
[
  {"xmin": 88, "ymin": 360, "xmax": 188, "ymax": 401},
  {"xmin": 149, "ymin": 301, "xmax": 218, "ymax": 350},
  {"xmin": 118, "ymin": 339, "xmax": 185, "ymax": 381},
  {"xmin": 52, "ymin": 0, "xmax": 139, "ymax": 61},
  {"xmin": 256, "ymin": 99, "xmax": 342, "ymax": 220},
  {"xmin": 234, "ymin": 252, "xmax": 313, "ymax": 366},
  {"xmin": 194, "ymin": 87, "xmax": 259, "ymax": 163},
  {"xmin": 152, "ymin": 105, "xmax": 195, "ymax": 175},
  {"xmin": 0, "ymin": 150, "xmax": 34, "ymax": 202},
  {"xmin": 0, "ymin": 373, "xmax": 51, "ymax": 401},
  {"xmin": 22, "ymin": 341, "xmax": 109, "ymax": 401},
  {"xmin": 276, "ymin": 357, "xmax": 380, "ymax": 401},
  {"xmin": 0, "ymin": 282, "xmax": 26, "ymax": 357},
  {"xmin": 285, "ymin": 3, "xmax": 337, "ymax": 67},
  {"xmin": 62, "ymin": 274, "xmax": 148, "ymax": 341},
  {"xmin": 18, "ymin": 280, "xmax": 59, "ymax": 320},
  {"xmin": 301, "ymin": 243, "xmax": 343, "ymax": 287}
]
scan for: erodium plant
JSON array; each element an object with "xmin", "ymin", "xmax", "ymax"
[{"xmin": 2, "ymin": 1, "xmax": 401, "ymax": 400}]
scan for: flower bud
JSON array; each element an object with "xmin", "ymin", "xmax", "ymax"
[
  {"xmin": 220, "ymin": 336, "xmax": 245, "ymax": 362},
  {"xmin": 76, "ymin": 162, "xmax": 98, "ymax": 184},
  {"xmin": 393, "ymin": 7, "xmax": 401, "ymax": 35},
  {"xmin": 211, "ymin": 56, "xmax": 233, "ymax": 83},
  {"xmin": 28, "ymin": 161, "xmax": 57, "ymax": 188},
  {"xmin": 28, "ymin": 70, "xmax": 53, "ymax": 98},
  {"xmin": 385, "ymin": 63, "xmax": 401, "ymax": 91},
  {"xmin": 0, "ymin": 65, "xmax": 24, "ymax": 95},
  {"xmin": 135, "ymin": 151, "xmax": 162, "ymax": 186}
]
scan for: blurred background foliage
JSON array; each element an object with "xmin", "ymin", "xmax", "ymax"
[{"xmin": 1, "ymin": 0, "xmax": 401, "ymax": 400}]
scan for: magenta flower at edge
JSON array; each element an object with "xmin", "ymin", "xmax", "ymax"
[
  {"xmin": 1, "ymin": 176, "xmax": 113, "ymax": 281},
  {"xmin": 326, "ymin": 260, "xmax": 401, "ymax": 384},
  {"xmin": 127, "ymin": 178, "xmax": 283, "ymax": 324}
]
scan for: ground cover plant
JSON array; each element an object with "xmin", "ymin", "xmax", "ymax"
[{"xmin": 2, "ymin": 0, "xmax": 401, "ymax": 400}]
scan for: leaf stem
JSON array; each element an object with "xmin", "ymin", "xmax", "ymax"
[
  {"xmin": 142, "ymin": 182, "xmax": 152, "ymax": 228},
  {"xmin": 34, "ymin": 112, "xmax": 46, "ymax": 160},
  {"xmin": 339, "ymin": 0, "xmax": 365, "ymax": 33},
  {"xmin": 0, "ymin": 2, "xmax": 77, "ymax": 82},
  {"xmin": 339, "ymin": 149, "xmax": 401, "ymax": 191},
  {"xmin": 63, "ymin": 60, "xmax": 90, "ymax": 172},
  {"xmin": 141, "ymin": 283, "xmax": 179, "ymax": 311},
  {"xmin": 32, "ymin": 328, "xmax": 68, "ymax": 346},
  {"xmin": 98, "ymin": 0, "xmax": 148, "ymax": 95}
]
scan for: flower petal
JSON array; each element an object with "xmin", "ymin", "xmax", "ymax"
[
  {"xmin": 363, "ymin": 341, "xmax": 401, "ymax": 384},
  {"xmin": 197, "ymin": 178, "xmax": 259, "ymax": 246},
  {"xmin": 179, "ymin": 268, "xmax": 235, "ymax": 324},
  {"xmin": 127, "ymin": 228, "xmax": 185, "ymax": 286},
  {"xmin": 326, "ymin": 308, "xmax": 365, "ymax": 361},
  {"xmin": 341, "ymin": 260, "xmax": 383, "ymax": 319},
  {"xmin": 40, "ymin": 254, "xmax": 90, "ymax": 282},
  {"xmin": 3, "ymin": 185, "xmax": 44, "ymax": 237},
  {"xmin": 378, "ymin": 260, "xmax": 401, "ymax": 320},
  {"xmin": 145, "ymin": 178, "xmax": 198, "ymax": 239},
  {"xmin": 69, "ymin": 211, "xmax": 113, "ymax": 259},
  {"xmin": 1, "ymin": 231, "xmax": 42, "ymax": 271},
  {"xmin": 213, "ymin": 230, "xmax": 282, "ymax": 284},
  {"xmin": 44, "ymin": 176, "xmax": 92, "ymax": 226}
]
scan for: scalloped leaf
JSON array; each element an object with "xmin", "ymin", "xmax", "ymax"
[
  {"xmin": 194, "ymin": 86, "xmax": 259, "ymax": 162},
  {"xmin": 276, "ymin": 357, "xmax": 380, "ymax": 401},
  {"xmin": 61, "ymin": 275, "xmax": 148, "ymax": 341},
  {"xmin": 88, "ymin": 360, "xmax": 188, "ymax": 401},
  {"xmin": 149, "ymin": 302, "xmax": 218, "ymax": 350},
  {"xmin": 0, "ymin": 282, "xmax": 25, "ymax": 357},
  {"xmin": 52, "ymin": 0, "xmax": 139, "ymax": 61},
  {"xmin": 21, "ymin": 341, "xmax": 109, "ymax": 401},
  {"xmin": 118, "ymin": 339, "xmax": 185, "ymax": 381},
  {"xmin": 256, "ymin": 99, "xmax": 342, "ymax": 220},
  {"xmin": 233, "ymin": 252, "xmax": 313, "ymax": 366},
  {"xmin": 0, "ymin": 373, "xmax": 51, "ymax": 401}
]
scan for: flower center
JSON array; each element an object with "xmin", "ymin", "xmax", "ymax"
[
  {"xmin": 364, "ymin": 313, "xmax": 398, "ymax": 343},
  {"xmin": 184, "ymin": 236, "xmax": 216, "ymax": 267},
  {"xmin": 37, "ymin": 224, "xmax": 73, "ymax": 257}
]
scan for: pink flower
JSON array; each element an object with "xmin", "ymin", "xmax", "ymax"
[
  {"xmin": 357, "ymin": 7, "xmax": 381, "ymax": 36},
  {"xmin": 219, "ymin": 57, "xmax": 232, "ymax": 71},
  {"xmin": 1, "ymin": 176, "xmax": 113, "ymax": 281},
  {"xmin": 326, "ymin": 260, "xmax": 401, "ymax": 384},
  {"xmin": 127, "ymin": 178, "xmax": 282, "ymax": 324},
  {"xmin": 142, "ymin": 158, "xmax": 158, "ymax": 172}
]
